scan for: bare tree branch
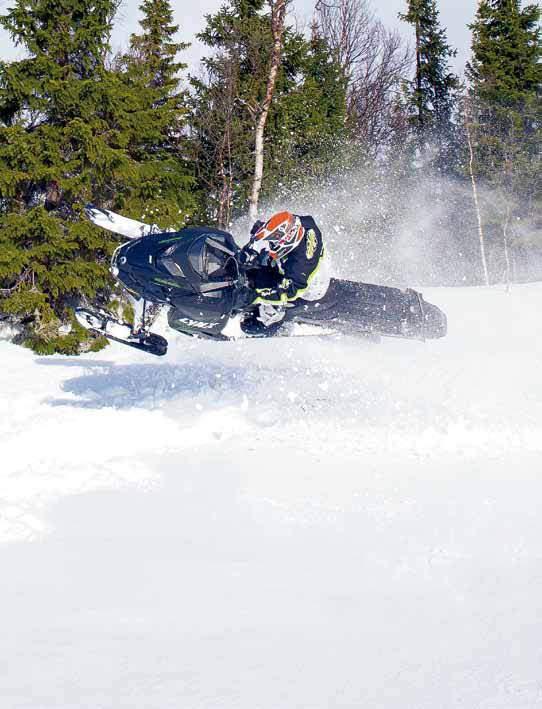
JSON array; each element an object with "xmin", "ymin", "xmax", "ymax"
[
  {"xmin": 315, "ymin": 0, "xmax": 412, "ymax": 156},
  {"xmin": 0, "ymin": 269, "xmax": 32, "ymax": 297}
]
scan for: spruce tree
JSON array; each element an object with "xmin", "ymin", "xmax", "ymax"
[
  {"xmin": 466, "ymin": 0, "xmax": 541, "ymax": 168},
  {"xmin": 467, "ymin": 0, "xmax": 542, "ymax": 107},
  {"xmin": 0, "ymin": 0, "xmax": 195, "ymax": 352},
  {"xmin": 269, "ymin": 25, "xmax": 347, "ymax": 190},
  {"xmin": 400, "ymin": 0, "xmax": 459, "ymax": 158},
  {"xmin": 116, "ymin": 0, "xmax": 195, "ymax": 228},
  {"xmin": 0, "ymin": 0, "xmax": 131, "ymax": 352},
  {"xmin": 466, "ymin": 0, "xmax": 542, "ymax": 279}
]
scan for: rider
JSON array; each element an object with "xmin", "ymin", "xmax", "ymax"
[{"xmin": 241, "ymin": 211, "xmax": 330, "ymax": 326}]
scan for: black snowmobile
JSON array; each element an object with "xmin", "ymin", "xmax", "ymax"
[{"xmin": 76, "ymin": 208, "xmax": 447, "ymax": 356}]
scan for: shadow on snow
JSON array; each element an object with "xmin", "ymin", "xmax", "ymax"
[{"xmin": 39, "ymin": 359, "xmax": 250, "ymax": 410}]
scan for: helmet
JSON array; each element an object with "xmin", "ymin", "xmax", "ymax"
[{"xmin": 252, "ymin": 211, "xmax": 305, "ymax": 260}]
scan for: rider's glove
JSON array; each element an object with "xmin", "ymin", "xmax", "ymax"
[
  {"xmin": 240, "ymin": 243, "xmax": 272, "ymax": 268},
  {"xmin": 239, "ymin": 246, "xmax": 257, "ymax": 266},
  {"xmin": 250, "ymin": 220, "xmax": 265, "ymax": 237}
]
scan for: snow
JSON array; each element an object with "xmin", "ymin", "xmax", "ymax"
[{"xmin": 2, "ymin": 282, "xmax": 542, "ymax": 708}]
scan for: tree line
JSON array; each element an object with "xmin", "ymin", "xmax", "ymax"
[{"xmin": 0, "ymin": 0, "xmax": 540, "ymax": 352}]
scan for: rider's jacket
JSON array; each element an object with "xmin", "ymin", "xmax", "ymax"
[{"xmin": 248, "ymin": 215, "xmax": 325, "ymax": 304}]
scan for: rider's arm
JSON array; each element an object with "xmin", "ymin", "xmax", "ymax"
[
  {"xmin": 252, "ymin": 273, "xmax": 307, "ymax": 305},
  {"xmin": 253, "ymin": 219, "xmax": 324, "ymax": 304}
]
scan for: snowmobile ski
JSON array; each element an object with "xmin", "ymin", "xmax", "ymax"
[
  {"xmin": 84, "ymin": 204, "xmax": 165, "ymax": 240},
  {"xmin": 75, "ymin": 307, "xmax": 168, "ymax": 356}
]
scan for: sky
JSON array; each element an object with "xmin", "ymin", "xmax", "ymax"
[{"xmin": 0, "ymin": 0, "xmax": 477, "ymax": 71}]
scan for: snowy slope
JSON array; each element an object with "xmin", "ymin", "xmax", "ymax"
[{"xmin": 1, "ymin": 283, "xmax": 542, "ymax": 708}]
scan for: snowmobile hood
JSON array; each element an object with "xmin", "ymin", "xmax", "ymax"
[
  {"xmin": 156, "ymin": 227, "xmax": 240, "ymax": 294},
  {"xmin": 112, "ymin": 227, "xmax": 242, "ymax": 313}
]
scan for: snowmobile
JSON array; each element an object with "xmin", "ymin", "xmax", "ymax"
[{"xmin": 76, "ymin": 206, "xmax": 447, "ymax": 357}]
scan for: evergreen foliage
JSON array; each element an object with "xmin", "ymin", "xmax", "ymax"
[
  {"xmin": 467, "ymin": 0, "xmax": 542, "ymax": 107},
  {"xmin": 115, "ymin": 0, "xmax": 195, "ymax": 228},
  {"xmin": 269, "ymin": 25, "xmax": 348, "ymax": 191},
  {"xmin": 0, "ymin": 0, "xmax": 128, "ymax": 351},
  {"xmin": 0, "ymin": 0, "xmax": 195, "ymax": 352},
  {"xmin": 466, "ymin": 0, "xmax": 542, "ymax": 275},
  {"xmin": 190, "ymin": 0, "xmax": 346, "ymax": 225},
  {"xmin": 400, "ymin": 0, "xmax": 460, "ymax": 161}
]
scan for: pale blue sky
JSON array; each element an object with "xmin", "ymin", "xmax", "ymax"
[{"xmin": 0, "ymin": 0, "xmax": 477, "ymax": 72}]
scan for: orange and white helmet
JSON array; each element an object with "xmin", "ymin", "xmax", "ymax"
[{"xmin": 252, "ymin": 211, "xmax": 305, "ymax": 260}]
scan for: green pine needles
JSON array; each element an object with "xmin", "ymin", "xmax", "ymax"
[
  {"xmin": 466, "ymin": 0, "xmax": 542, "ymax": 272},
  {"xmin": 400, "ymin": 0, "xmax": 460, "ymax": 159},
  {"xmin": 0, "ymin": 0, "xmax": 195, "ymax": 352},
  {"xmin": 116, "ymin": 0, "xmax": 196, "ymax": 227}
]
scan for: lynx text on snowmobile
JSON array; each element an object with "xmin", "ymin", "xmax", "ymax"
[{"xmin": 77, "ymin": 206, "xmax": 447, "ymax": 356}]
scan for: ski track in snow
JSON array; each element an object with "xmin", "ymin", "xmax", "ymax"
[{"xmin": 1, "ymin": 283, "xmax": 542, "ymax": 708}]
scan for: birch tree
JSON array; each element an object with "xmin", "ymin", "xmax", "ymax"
[
  {"xmin": 192, "ymin": 0, "xmax": 345, "ymax": 223},
  {"xmin": 463, "ymin": 96, "xmax": 490, "ymax": 286},
  {"xmin": 248, "ymin": 0, "xmax": 287, "ymax": 221}
]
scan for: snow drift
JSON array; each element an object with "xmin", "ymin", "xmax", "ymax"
[{"xmin": 1, "ymin": 282, "xmax": 542, "ymax": 708}]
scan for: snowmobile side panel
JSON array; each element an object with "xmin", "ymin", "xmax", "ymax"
[{"xmin": 167, "ymin": 305, "xmax": 231, "ymax": 341}]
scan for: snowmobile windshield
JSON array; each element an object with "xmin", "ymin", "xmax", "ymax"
[
  {"xmin": 186, "ymin": 235, "xmax": 239, "ymax": 296},
  {"xmin": 158, "ymin": 244, "xmax": 187, "ymax": 278},
  {"xmin": 158, "ymin": 235, "xmax": 238, "ymax": 285}
]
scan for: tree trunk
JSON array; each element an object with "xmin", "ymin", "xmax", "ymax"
[
  {"xmin": 217, "ymin": 122, "xmax": 233, "ymax": 229},
  {"xmin": 502, "ymin": 199, "xmax": 512, "ymax": 291},
  {"xmin": 464, "ymin": 99, "xmax": 490, "ymax": 286},
  {"xmin": 248, "ymin": 0, "xmax": 287, "ymax": 222},
  {"xmin": 415, "ymin": 16, "xmax": 423, "ymax": 134}
]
